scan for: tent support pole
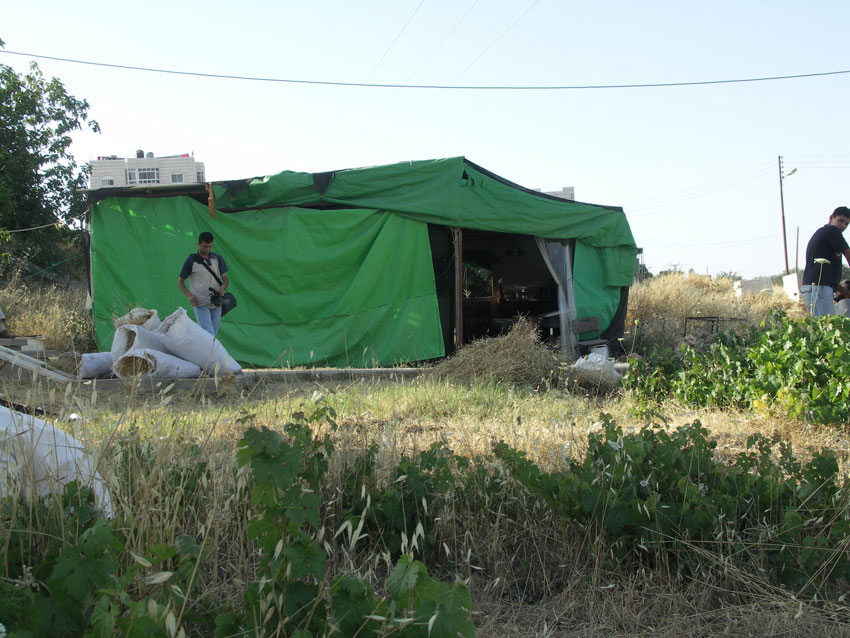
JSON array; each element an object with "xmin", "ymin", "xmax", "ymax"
[
  {"xmin": 205, "ymin": 183, "xmax": 217, "ymax": 218},
  {"xmin": 453, "ymin": 227, "xmax": 463, "ymax": 347}
]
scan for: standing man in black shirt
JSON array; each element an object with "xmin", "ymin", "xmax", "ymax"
[{"xmin": 801, "ymin": 207, "xmax": 850, "ymax": 316}]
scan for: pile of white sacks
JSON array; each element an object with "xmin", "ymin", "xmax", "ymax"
[{"xmin": 78, "ymin": 306, "xmax": 241, "ymax": 379}]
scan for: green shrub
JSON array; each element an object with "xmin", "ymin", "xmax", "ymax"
[
  {"xmin": 625, "ymin": 313, "xmax": 850, "ymax": 424},
  {"xmin": 495, "ymin": 415, "xmax": 850, "ymax": 593}
]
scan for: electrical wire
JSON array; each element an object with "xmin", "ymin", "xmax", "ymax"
[
  {"xmin": 319, "ymin": 0, "xmax": 426, "ymax": 141},
  {"xmin": 458, "ymin": 0, "xmax": 605, "ymax": 123},
  {"xmin": 3, "ymin": 49, "xmax": 846, "ymax": 91},
  {"xmin": 643, "ymin": 233, "xmax": 776, "ymax": 248},
  {"xmin": 3, "ymin": 222, "xmax": 57, "ymax": 233},
  {"xmin": 627, "ymin": 165, "xmax": 775, "ymax": 216}
]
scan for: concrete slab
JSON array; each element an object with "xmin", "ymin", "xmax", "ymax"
[
  {"xmin": 243, "ymin": 368, "xmax": 423, "ymax": 382},
  {"xmin": 83, "ymin": 373, "xmax": 253, "ymax": 394}
]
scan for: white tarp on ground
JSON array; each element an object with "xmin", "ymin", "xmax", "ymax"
[
  {"xmin": 112, "ymin": 348, "xmax": 202, "ymax": 379},
  {"xmin": 0, "ymin": 405, "xmax": 113, "ymax": 517},
  {"xmin": 158, "ymin": 307, "xmax": 242, "ymax": 375}
]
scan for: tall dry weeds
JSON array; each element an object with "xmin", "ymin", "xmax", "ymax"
[
  {"xmin": 0, "ymin": 265, "xmax": 94, "ymax": 351},
  {"xmin": 626, "ymin": 272, "xmax": 800, "ymax": 354}
]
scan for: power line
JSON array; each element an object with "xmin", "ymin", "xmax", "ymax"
[
  {"xmin": 2, "ymin": 49, "xmax": 848, "ymax": 91},
  {"xmin": 3, "ymin": 222, "xmax": 58, "ymax": 233},
  {"xmin": 321, "ymin": 0, "xmax": 426, "ymax": 141},
  {"xmin": 643, "ymin": 233, "xmax": 776, "ymax": 248},
  {"xmin": 458, "ymin": 0, "xmax": 605, "ymax": 123},
  {"xmin": 627, "ymin": 162, "xmax": 775, "ymax": 215}
]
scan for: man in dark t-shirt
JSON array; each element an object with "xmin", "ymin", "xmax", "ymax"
[{"xmin": 801, "ymin": 207, "xmax": 850, "ymax": 316}]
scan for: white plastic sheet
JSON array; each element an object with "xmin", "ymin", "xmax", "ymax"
[
  {"xmin": 112, "ymin": 348, "xmax": 202, "ymax": 379},
  {"xmin": 78, "ymin": 352, "xmax": 114, "ymax": 379},
  {"xmin": 0, "ymin": 406, "xmax": 113, "ymax": 517},
  {"xmin": 158, "ymin": 307, "xmax": 241, "ymax": 375},
  {"xmin": 573, "ymin": 352, "xmax": 623, "ymax": 383}
]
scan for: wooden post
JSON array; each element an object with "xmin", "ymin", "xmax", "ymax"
[
  {"xmin": 453, "ymin": 227, "xmax": 463, "ymax": 347},
  {"xmin": 205, "ymin": 183, "xmax": 216, "ymax": 218}
]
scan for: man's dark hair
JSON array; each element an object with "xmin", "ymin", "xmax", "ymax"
[
  {"xmin": 832, "ymin": 206, "xmax": 850, "ymax": 219},
  {"xmin": 198, "ymin": 231, "xmax": 214, "ymax": 243}
]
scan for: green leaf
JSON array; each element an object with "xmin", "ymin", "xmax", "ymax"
[{"xmin": 387, "ymin": 556, "xmax": 427, "ymax": 607}]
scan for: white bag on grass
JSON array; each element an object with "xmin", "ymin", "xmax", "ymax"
[
  {"xmin": 112, "ymin": 348, "xmax": 202, "ymax": 379},
  {"xmin": 110, "ymin": 324, "xmax": 170, "ymax": 362},
  {"xmin": 78, "ymin": 352, "xmax": 114, "ymax": 379},
  {"xmin": 158, "ymin": 307, "xmax": 241, "ymax": 375},
  {"xmin": 573, "ymin": 352, "xmax": 623, "ymax": 383},
  {"xmin": 0, "ymin": 405, "xmax": 113, "ymax": 517}
]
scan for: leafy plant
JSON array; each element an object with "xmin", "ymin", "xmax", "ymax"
[
  {"xmin": 626, "ymin": 312, "xmax": 850, "ymax": 424},
  {"xmin": 219, "ymin": 407, "xmax": 475, "ymax": 636},
  {"xmin": 340, "ymin": 441, "xmax": 466, "ymax": 558},
  {"xmin": 494, "ymin": 415, "xmax": 850, "ymax": 593}
]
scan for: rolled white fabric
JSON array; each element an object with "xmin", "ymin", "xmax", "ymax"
[
  {"xmin": 0, "ymin": 405, "xmax": 113, "ymax": 517},
  {"xmin": 110, "ymin": 324, "xmax": 170, "ymax": 362},
  {"xmin": 112, "ymin": 348, "xmax": 201, "ymax": 379},
  {"xmin": 113, "ymin": 307, "xmax": 161, "ymax": 331},
  {"xmin": 78, "ymin": 352, "xmax": 114, "ymax": 379},
  {"xmin": 158, "ymin": 307, "xmax": 241, "ymax": 375}
]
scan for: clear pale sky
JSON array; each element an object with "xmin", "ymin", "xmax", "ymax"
[{"xmin": 3, "ymin": 1, "xmax": 849, "ymax": 278}]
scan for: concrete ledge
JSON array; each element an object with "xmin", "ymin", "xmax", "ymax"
[
  {"xmin": 243, "ymin": 368, "xmax": 424, "ymax": 382},
  {"xmin": 78, "ymin": 368, "xmax": 423, "ymax": 393},
  {"xmin": 82, "ymin": 374, "xmax": 251, "ymax": 394}
]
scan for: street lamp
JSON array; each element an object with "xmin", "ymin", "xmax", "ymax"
[{"xmin": 778, "ymin": 156, "xmax": 797, "ymax": 275}]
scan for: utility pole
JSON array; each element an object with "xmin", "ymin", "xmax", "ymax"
[{"xmin": 778, "ymin": 156, "xmax": 790, "ymax": 275}]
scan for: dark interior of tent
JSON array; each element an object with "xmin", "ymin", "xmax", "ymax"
[{"xmin": 428, "ymin": 226, "xmax": 561, "ymax": 354}]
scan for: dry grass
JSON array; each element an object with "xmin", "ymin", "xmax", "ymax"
[
  {"xmin": 626, "ymin": 273, "xmax": 801, "ymax": 354},
  {"xmin": 0, "ymin": 266, "xmax": 95, "ymax": 352},
  {"xmin": 3, "ymin": 373, "xmax": 849, "ymax": 637},
  {"xmin": 3, "ymin": 275, "xmax": 850, "ymax": 636},
  {"xmin": 428, "ymin": 319, "xmax": 621, "ymax": 397},
  {"xmin": 429, "ymin": 319, "xmax": 568, "ymax": 388}
]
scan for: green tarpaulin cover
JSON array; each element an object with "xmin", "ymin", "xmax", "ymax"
[{"xmin": 92, "ymin": 157, "xmax": 636, "ymax": 367}]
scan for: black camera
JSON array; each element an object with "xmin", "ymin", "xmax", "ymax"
[{"xmin": 209, "ymin": 287, "xmax": 222, "ymax": 307}]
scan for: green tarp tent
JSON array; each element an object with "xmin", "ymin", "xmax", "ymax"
[{"xmin": 89, "ymin": 157, "xmax": 636, "ymax": 367}]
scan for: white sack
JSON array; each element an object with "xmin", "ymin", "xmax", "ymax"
[
  {"xmin": 78, "ymin": 352, "xmax": 114, "ymax": 379},
  {"xmin": 110, "ymin": 324, "xmax": 170, "ymax": 363},
  {"xmin": 0, "ymin": 406, "xmax": 113, "ymax": 517},
  {"xmin": 112, "ymin": 348, "xmax": 202, "ymax": 379},
  {"xmin": 158, "ymin": 307, "xmax": 241, "ymax": 375},
  {"xmin": 113, "ymin": 307, "xmax": 161, "ymax": 331},
  {"xmin": 573, "ymin": 352, "xmax": 623, "ymax": 383}
]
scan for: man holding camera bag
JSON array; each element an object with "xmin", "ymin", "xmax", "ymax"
[{"xmin": 178, "ymin": 231, "xmax": 231, "ymax": 336}]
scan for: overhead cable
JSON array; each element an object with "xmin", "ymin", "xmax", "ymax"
[
  {"xmin": 3, "ymin": 222, "xmax": 58, "ymax": 233},
  {"xmin": 2, "ymin": 50, "xmax": 848, "ymax": 91}
]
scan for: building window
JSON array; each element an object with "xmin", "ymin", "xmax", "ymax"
[
  {"xmin": 101, "ymin": 177, "xmax": 115, "ymax": 187},
  {"xmin": 126, "ymin": 168, "xmax": 160, "ymax": 185},
  {"xmin": 171, "ymin": 173, "xmax": 184, "ymax": 183},
  {"xmin": 138, "ymin": 168, "xmax": 159, "ymax": 184},
  {"xmin": 196, "ymin": 172, "xmax": 205, "ymax": 183}
]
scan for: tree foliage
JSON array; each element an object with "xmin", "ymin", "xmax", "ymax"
[{"xmin": 0, "ymin": 39, "xmax": 99, "ymax": 270}]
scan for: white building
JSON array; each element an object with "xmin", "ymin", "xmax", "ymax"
[
  {"xmin": 89, "ymin": 150, "xmax": 205, "ymax": 189},
  {"xmin": 542, "ymin": 186, "xmax": 575, "ymax": 201}
]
